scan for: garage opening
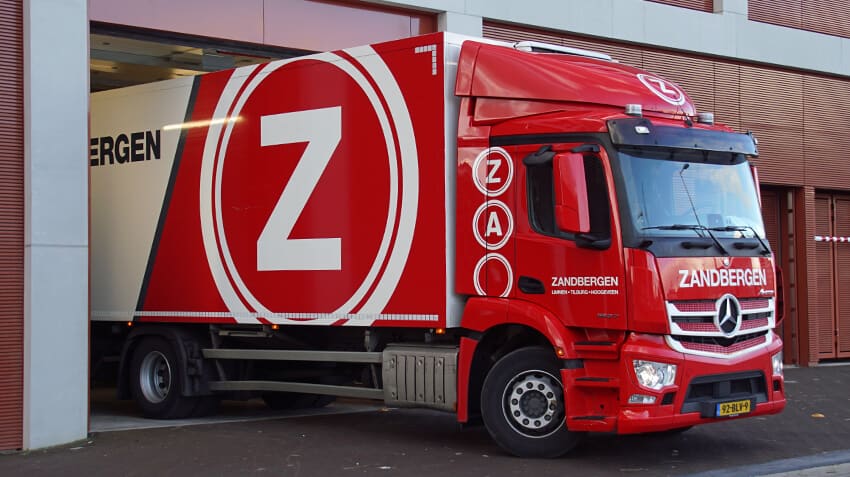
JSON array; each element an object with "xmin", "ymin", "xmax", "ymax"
[
  {"xmin": 90, "ymin": 24, "xmax": 310, "ymax": 92},
  {"xmin": 88, "ymin": 25, "xmax": 316, "ymax": 429}
]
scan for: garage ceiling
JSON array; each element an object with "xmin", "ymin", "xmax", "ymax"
[{"xmin": 90, "ymin": 32, "xmax": 305, "ymax": 91}]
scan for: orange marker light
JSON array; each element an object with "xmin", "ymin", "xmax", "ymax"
[
  {"xmin": 271, "ymin": 324, "xmax": 279, "ymax": 330},
  {"xmin": 435, "ymin": 328, "xmax": 446, "ymax": 335},
  {"xmin": 555, "ymin": 347, "xmax": 566, "ymax": 358},
  {"xmin": 126, "ymin": 321, "xmax": 133, "ymax": 327}
]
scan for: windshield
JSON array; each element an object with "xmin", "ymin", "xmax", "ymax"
[{"xmin": 618, "ymin": 149, "xmax": 765, "ymax": 239}]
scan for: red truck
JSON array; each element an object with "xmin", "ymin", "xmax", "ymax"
[{"xmin": 90, "ymin": 32, "xmax": 786, "ymax": 457}]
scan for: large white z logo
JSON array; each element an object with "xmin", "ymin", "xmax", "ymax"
[{"xmin": 257, "ymin": 107, "xmax": 342, "ymax": 271}]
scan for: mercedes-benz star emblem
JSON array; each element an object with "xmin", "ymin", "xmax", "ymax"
[{"xmin": 715, "ymin": 294, "xmax": 742, "ymax": 335}]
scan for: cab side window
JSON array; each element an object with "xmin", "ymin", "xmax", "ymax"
[
  {"xmin": 527, "ymin": 161, "xmax": 556, "ymax": 234},
  {"xmin": 526, "ymin": 150, "xmax": 610, "ymax": 241}
]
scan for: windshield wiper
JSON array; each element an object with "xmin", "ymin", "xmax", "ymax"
[
  {"xmin": 709, "ymin": 225, "xmax": 771, "ymax": 255},
  {"xmin": 641, "ymin": 224, "xmax": 705, "ymax": 232},
  {"xmin": 642, "ymin": 223, "xmax": 729, "ymax": 255},
  {"xmin": 674, "ymin": 164, "xmax": 728, "ymax": 255}
]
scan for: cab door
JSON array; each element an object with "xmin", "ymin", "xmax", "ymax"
[{"xmin": 508, "ymin": 141, "xmax": 627, "ymax": 330}]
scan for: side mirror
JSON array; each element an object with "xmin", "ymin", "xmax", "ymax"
[{"xmin": 553, "ymin": 152, "xmax": 590, "ymax": 234}]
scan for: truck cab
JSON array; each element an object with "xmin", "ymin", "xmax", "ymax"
[{"xmin": 453, "ymin": 39, "xmax": 785, "ymax": 456}]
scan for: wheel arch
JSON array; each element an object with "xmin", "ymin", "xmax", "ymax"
[
  {"xmin": 117, "ymin": 324, "xmax": 212, "ymax": 399},
  {"xmin": 457, "ymin": 298, "xmax": 580, "ymax": 423}
]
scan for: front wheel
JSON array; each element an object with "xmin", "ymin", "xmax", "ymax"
[{"xmin": 481, "ymin": 347, "xmax": 583, "ymax": 458}]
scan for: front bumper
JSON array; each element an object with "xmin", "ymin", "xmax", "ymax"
[{"xmin": 563, "ymin": 332, "xmax": 786, "ymax": 434}]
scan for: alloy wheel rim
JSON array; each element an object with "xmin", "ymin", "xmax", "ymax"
[{"xmin": 139, "ymin": 351, "xmax": 172, "ymax": 404}]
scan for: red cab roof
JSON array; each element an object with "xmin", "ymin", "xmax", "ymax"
[{"xmin": 455, "ymin": 40, "xmax": 697, "ymax": 117}]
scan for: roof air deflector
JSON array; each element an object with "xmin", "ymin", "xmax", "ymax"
[{"xmin": 513, "ymin": 41, "xmax": 613, "ymax": 62}]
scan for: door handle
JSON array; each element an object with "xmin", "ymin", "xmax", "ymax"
[{"xmin": 518, "ymin": 276, "xmax": 545, "ymax": 295}]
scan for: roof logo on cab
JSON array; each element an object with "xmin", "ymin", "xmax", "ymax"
[{"xmin": 637, "ymin": 73, "xmax": 685, "ymax": 106}]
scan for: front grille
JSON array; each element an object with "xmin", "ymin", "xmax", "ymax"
[
  {"xmin": 672, "ymin": 312, "xmax": 770, "ymax": 334},
  {"xmin": 741, "ymin": 317, "xmax": 769, "ymax": 331},
  {"xmin": 673, "ymin": 298, "xmax": 769, "ymax": 314},
  {"xmin": 673, "ymin": 301, "xmax": 715, "ymax": 313},
  {"xmin": 666, "ymin": 297, "xmax": 774, "ymax": 358},
  {"xmin": 740, "ymin": 298, "xmax": 769, "ymax": 310},
  {"xmin": 675, "ymin": 322, "xmax": 717, "ymax": 333},
  {"xmin": 674, "ymin": 332, "xmax": 767, "ymax": 355},
  {"xmin": 682, "ymin": 371, "xmax": 767, "ymax": 415}
]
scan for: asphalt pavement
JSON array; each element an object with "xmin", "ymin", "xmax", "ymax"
[{"xmin": 1, "ymin": 365, "xmax": 849, "ymax": 476}]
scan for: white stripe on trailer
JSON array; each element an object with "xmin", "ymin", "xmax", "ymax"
[{"xmin": 91, "ymin": 310, "xmax": 438, "ymax": 323}]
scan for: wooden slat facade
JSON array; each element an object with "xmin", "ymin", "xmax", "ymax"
[
  {"xmin": 762, "ymin": 190, "xmax": 781, "ymax": 261},
  {"xmin": 802, "ymin": 0, "xmax": 850, "ymax": 39},
  {"xmin": 0, "ymin": 0, "xmax": 23, "ymax": 451},
  {"xmin": 761, "ymin": 189, "xmax": 795, "ymax": 358},
  {"xmin": 835, "ymin": 197, "xmax": 850, "ymax": 357},
  {"xmin": 811, "ymin": 194, "xmax": 850, "ymax": 360},
  {"xmin": 802, "ymin": 75, "xmax": 850, "ymax": 190},
  {"xmin": 814, "ymin": 196, "xmax": 834, "ymax": 358},
  {"xmin": 749, "ymin": 0, "xmax": 803, "ymax": 30},
  {"xmin": 833, "ymin": 195, "xmax": 850, "ymax": 358},
  {"xmin": 750, "ymin": 0, "xmax": 850, "ymax": 38},
  {"xmin": 739, "ymin": 66, "xmax": 805, "ymax": 186}
]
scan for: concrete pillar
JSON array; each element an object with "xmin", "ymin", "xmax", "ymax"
[
  {"xmin": 713, "ymin": 0, "xmax": 748, "ymax": 16},
  {"xmin": 438, "ymin": 11, "xmax": 483, "ymax": 37},
  {"xmin": 23, "ymin": 0, "xmax": 89, "ymax": 449}
]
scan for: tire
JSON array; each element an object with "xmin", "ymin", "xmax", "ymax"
[
  {"xmin": 130, "ymin": 336, "xmax": 199, "ymax": 419},
  {"xmin": 481, "ymin": 347, "xmax": 583, "ymax": 458}
]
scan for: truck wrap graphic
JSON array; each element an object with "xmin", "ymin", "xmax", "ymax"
[{"xmin": 92, "ymin": 39, "xmax": 451, "ymax": 327}]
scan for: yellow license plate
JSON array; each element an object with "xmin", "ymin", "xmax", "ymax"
[{"xmin": 716, "ymin": 399, "xmax": 751, "ymax": 417}]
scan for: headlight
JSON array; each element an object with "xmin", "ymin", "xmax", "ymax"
[
  {"xmin": 772, "ymin": 351, "xmax": 783, "ymax": 377},
  {"xmin": 633, "ymin": 360, "xmax": 677, "ymax": 391}
]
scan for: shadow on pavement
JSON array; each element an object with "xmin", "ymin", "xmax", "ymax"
[{"xmin": 0, "ymin": 366, "xmax": 846, "ymax": 476}]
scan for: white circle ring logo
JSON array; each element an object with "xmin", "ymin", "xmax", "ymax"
[
  {"xmin": 199, "ymin": 48, "xmax": 419, "ymax": 322},
  {"xmin": 472, "ymin": 200, "xmax": 514, "ymax": 250},
  {"xmin": 637, "ymin": 73, "xmax": 685, "ymax": 106},
  {"xmin": 472, "ymin": 147, "xmax": 513, "ymax": 197},
  {"xmin": 473, "ymin": 253, "xmax": 513, "ymax": 298}
]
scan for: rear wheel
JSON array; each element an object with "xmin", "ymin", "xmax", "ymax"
[
  {"xmin": 130, "ymin": 336, "xmax": 199, "ymax": 419},
  {"xmin": 481, "ymin": 347, "xmax": 583, "ymax": 458}
]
